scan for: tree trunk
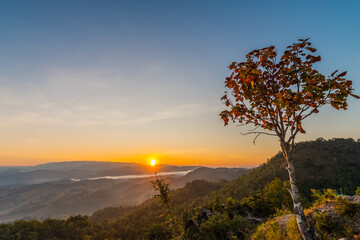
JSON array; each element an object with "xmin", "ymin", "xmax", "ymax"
[{"xmin": 282, "ymin": 143, "xmax": 313, "ymax": 240}]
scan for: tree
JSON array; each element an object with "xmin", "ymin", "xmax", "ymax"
[
  {"xmin": 220, "ymin": 38, "xmax": 359, "ymax": 240},
  {"xmin": 151, "ymin": 174, "xmax": 182, "ymax": 238}
]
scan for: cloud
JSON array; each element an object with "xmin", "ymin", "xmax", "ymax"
[{"xmin": 0, "ymin": 68, "xmax": 220, "ymax": 128}]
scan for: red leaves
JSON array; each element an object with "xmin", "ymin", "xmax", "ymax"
[
  {"xmin": 220, "ymin": 38, "xmax": 358, "ymax": 139},
  {"xmin": 313, "ymin": 56, "xmax": 321, "ymax": 62},
  {"xmin": 305, "ymin": 47, "xmax": 317, "ymax": 52},
  {"xmin": 331, "ymin": 70, "xmax": 338, "ymax": 77},
  {"xmin": 297, "ymin": 123, "xmax": 306, "ymax": 134},
  {"xmin": 225, "ymin": 99, "xmax": 230, "ymax": 106},
  {"xmin": 337, "ymin": 71, "xmax": 347, "ymax": 78}
]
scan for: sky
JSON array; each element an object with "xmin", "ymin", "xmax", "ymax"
[{"xmin": 0, "ymin": 0, "xmax": 359, "ymax": 167}]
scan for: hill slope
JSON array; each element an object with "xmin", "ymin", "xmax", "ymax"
[
  {"xmin": 214, "ymin": 138, "xmax": 360, "ymax": 202},
  {"xmin": 88, "ymin": 138, "xmax": 360, "ymax": 238},
  {"xmin": 0, "ymin": 138, "xmax": 359, "ymax": 239}
]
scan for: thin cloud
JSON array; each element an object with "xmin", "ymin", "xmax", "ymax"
[{"xmin": 0, "ymin": 69, "xmax": 221, "ymax": 127}]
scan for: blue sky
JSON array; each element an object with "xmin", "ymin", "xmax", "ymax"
[{"xmin": 0, "ymin": 0, "xmax": 359, "ymax": 166}]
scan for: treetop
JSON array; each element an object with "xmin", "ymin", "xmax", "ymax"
[{"xmin": 220, "ymin": 38, "xmax": 359, "ymax": 144}]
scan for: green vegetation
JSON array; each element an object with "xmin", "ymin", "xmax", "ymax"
[
  {"xmin": 252, "ymin": 189, "xmax": 360, "ymax": 240},
  {"xmin": 241, "ymin": 178, "xmax": 292, "ymax": 218},
  {"xmin": 0, "ymin": 138, "xmax": 359, "ymax": 239},
  {"xmin": 151, "ymin": 174, "xmax": 182, "ymax": 238},
  {"xmin": 251, "ymin": 215, "xmax": 301, "ymax": 240},
  {"xmin": 356, "ymin": 187, "xmax": 360, "ymax": 196}
]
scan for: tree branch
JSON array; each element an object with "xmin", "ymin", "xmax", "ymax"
[{"xmin": 240, "ymin": 131, "xmax": 277, "ymax": 144}]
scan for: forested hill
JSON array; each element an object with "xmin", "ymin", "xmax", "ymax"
[
  {"xmin": 214, "ymin": 138, "xmax": 360, "ymax": 202},
  {"xmin": 85, "ymin": 138, "xmax": 360, "ymax": 234},
  {"xmin": 90, "ymin": 138, "xmax": 360, "ymax": 222},
  {"xmin": 0, "ymin": 138, "xmax": 359, "ymax": 239}
]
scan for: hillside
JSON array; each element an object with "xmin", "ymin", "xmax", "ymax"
[
  {"xmin": 170, "ymin": 167, "xmax": 251, "ymax": 188},
  {"xmin": 252, "ymin": 191, "xmax": 360, "ymax": 240},
  {"xmin": 88, "ymin": 138, "xmax": 360, "ymax": 237},
  {"xmin": 0, "ymin": 138, "xmax": 359, "ymax": 239},
  {"xmin": 213, "ymin": 138, "xmax": 360, "ymax": 202}
]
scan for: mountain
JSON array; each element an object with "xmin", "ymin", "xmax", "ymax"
[
  {"xmin": 0, "ymin": 162, "xmax": 248, "ymax": 222},
  {"xmin": 171, "ymin": 167, "xmax": 252, "ymax": 188},
  {"xmin": 0, "ymin": 161, "xmax": 199, "ymax": 188},
  {"xmin": 180, "ymin": 167, "xmax": 251, "ymax": 183}
]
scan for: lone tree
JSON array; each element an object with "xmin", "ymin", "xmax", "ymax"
[
  {"xmin": 151, "ymin": 174, "xmax": 182, "ymax": 238},
  {"xmin": 220, "ymin": 38, "xmax": 359, "ymax": 240}
]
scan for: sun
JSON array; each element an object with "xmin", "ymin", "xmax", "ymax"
[{"xmin": 150, "ymin": 159, "xmax": 156, "ymax": 166}]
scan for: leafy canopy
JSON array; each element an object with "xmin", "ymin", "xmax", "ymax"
[{"xmin": 220, "ymin": 38, "xmax": 359, "ymax": 143}]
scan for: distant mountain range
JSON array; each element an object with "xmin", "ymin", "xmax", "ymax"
[
  {"xmin": 0, "ymin": 161, "xmax": 199, "ymax": 188},
  {"xmin": 0, "ymin": 161, "xmax": 251, "ymax": 222}
]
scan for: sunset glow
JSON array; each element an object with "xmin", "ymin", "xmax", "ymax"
[
  {"xmin": 0, "ymin": 1, "xmax": 359, "ymax": 167},
  {"xmin": 150, "ymin": 159, "xmax": 156, "ymax": 166}
]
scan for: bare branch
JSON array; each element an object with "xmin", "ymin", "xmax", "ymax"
[
  {"xmin": 248, "ymin": 125, "xmax": 260, "ymax": 132},
  {"xmin": 240, "ymin": 131, "xmax": 277, "ymax": 144}
]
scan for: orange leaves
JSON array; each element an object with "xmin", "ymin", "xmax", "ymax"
[
  {"xmin": 220, "ymin": 38, "xmax": 358, "ymax": 139},
  {"xmin": 305, "ymin": 47, "xmax": 316, "ymax": 52},
  {"xmin": 299, "ymin": 128, "xmax": 306, "ymax": 134},
  {"xmin": 313, "ymin": 56, "xmax": 321, "ymax": 62},
  {"xmin": 250, "ymin": 81, "xmax": 255, "ymax": 88},
  {"xmin": 220, "ymin": 111, "xmax": 230, "ymax": 126},
  {"xmin": 337, "ymin": 71, "xmax": 347, "ymax": 78},
  {"xmin": 297, "ymin": 122, "xmax": 306, "ymax": 134},
  {"xmin": 225, "ymin": 99, "xmax": 230, "ymax": 106}
]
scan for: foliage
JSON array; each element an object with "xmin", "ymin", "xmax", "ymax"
[
  {"xmin": 152, "ymin": 175, "xmax": 172, "ymax": 207},
  {"xmin": 310, "ymin": 188, "xmax": 360, "ymax": 219},
  {"xmin": 151, "ymin": 174, "xmax": 182, "ymax": 238},
  {"xmin": 0, "ymin": 216, "xmax": 105, "ymax": 240},
  {"xmin": 334, "ymin": 197, "xmax": 360, "ymax": 219},
  {"xmin": 242, "ymin": 178, "xmax": 292, "ymax": 217},
  {"xmin": 200, "ymin": 214, "xmax": 250, "ymax": 240},
  {"xmin": 220, "ymin": 38, "xmax": 358, "ymax": 137},
  {"xmin": 251, "ymin": 216, "xmax": 301, "ymax": 240},
  {"xmin": 252, "ymin": 189, "xmax": 360, "ymax": 240},
  {"xmin": 313, "ymin": 211, "xmax": 354, "ymax": 240},
  {"xmin": 285, "ymin": 215, "xmax": 302, "ymax": 240},
  {"xmin": 356, "ymin": 187, "xmax": 360, "ymax": 196},
  {"xmin": 311, "ymin": 189, "xmax": 338, "ymax": 206},
  {"xmin": 90, "ymin": 206, "xmax": 133, "ymax": 223},
  {"xmin": 145, "ymin": 223, "xmax": 172, "ymax": 240}
]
